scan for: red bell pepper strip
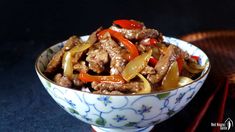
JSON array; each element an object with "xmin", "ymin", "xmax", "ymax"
[
  {"xmin": 191, "ymin": 55, "xmax": 199, "ymax": 62},
  {"xmin": 113, "ymin": 19, "xmax": 143, "ymax": 29},
  {"xmin": 78, "ymin": 73, "xmax": 125, "ymax": 83},
  {"xmin": 98, "ymin": 29, "xmax": 139, "ymax": 60},
  {"xmin": 176, "ymin": 56, "xmax": 184, "ymax": 74},
  {"xmin": 149, "ymin": 57, "xmax": 158, "ymax": 67},
  {"xmin": 141, "ymin": 38, "xmax": 158, "ymax": 46}
]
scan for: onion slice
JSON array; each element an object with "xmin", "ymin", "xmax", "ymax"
[
  {"xmin": 178, "ymin": 76, "xmax": 193, "ymax": 87},
  {"xmin": 122, "ymin": 50, "xmax": 152, "ymax": 81},
  {"xmin": 137, "ymin": 74, "xmax": 151, "ymax": 94}
]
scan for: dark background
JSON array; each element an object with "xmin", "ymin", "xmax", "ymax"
[
  {"xmin": 0, "ymin": 0, "xmax": 235, "ymax": 131},
  {"xmin": 1, "ymin": 0, "xmax": 235, "ymax": 43}
]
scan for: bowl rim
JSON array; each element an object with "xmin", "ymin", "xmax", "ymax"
[{"xmin": 35, "ymin": 36, "xmax": 211, "ymax": 96}]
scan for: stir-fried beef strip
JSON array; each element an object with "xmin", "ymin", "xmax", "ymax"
[
  {"xmin": 136, "ymin": 29, "xmax": 163, "ymax": 40},
  {"xmin": 147, "ymin": 74, "xmax": 161, "ymax": 84},
  {"xmin": 154, "ymin": 45, "xmax": 181, "ymax": 81},
  {"xmin": 45, "ymin": 36, "xmax": 80, "ymax": 74},
  {"xmin": 140, "ymin": 65, "xmax": 156, "ymax": 75},
  {"xmin": 137, "ymin": 43, "xmax": 151, "ymax": 53},
  {"xmin": 79, "ymin": 28, "xmax": 103, "ymax": 73},
  {"xmin": 100, "ymin": 32, "xmax": 127, "ymax": 75},
  {"xmin": 86, "ymin": 42, "xmax": 109, "ymax": 73},
  {"xmin": 109, "ymin": 26, "xmax": 141, "ymax": 40},
  {"xmin": 109, "ymin": 26, "xmax": 162, "ymax": 40},
  {"xmin": 63, "ymin": 36, "xmax": 82, "ymax": 51},
  {"xmin": 73, "ymin": 61, "xmax": 88, "ymax": 73},
  {"xmin": 73, "ymin": 76, "xmax": 84, "ymax": 87},
  {"xmin": 93, "ymin": 89, "xmax": 124, "ymax": 95},
  {"xmin": 54, "ymin": 73, "xmax": 72, "ymax": 87},
  {"xmin": 91, "ymin": 81, "xmax": 143, "ymax": 93}
]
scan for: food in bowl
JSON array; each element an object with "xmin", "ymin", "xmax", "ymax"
[
  {"xmin": 44, "ymin": 19, "xmax": 205, "ymax": 94},
  {"xmin": 35, "ymin": 22, "xmax": 210, "ymax": 131}
]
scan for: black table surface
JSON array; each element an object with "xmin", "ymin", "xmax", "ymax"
[{"xmin": 1, "ymin": 0, "xmax": 235, "ymax": 131}]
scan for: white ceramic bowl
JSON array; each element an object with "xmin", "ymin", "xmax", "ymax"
[{"xmin": 35, "ymin": 36, "xmax": 210, "ymax": 132}]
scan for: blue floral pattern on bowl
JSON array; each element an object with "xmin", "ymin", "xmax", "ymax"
[{"xmin": 35, "ymin": 36, "xmax": 210, "ymax": 132}]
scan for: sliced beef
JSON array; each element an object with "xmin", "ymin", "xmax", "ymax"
[
  {"xmin": 64, "ymin": 36, "xmax": 82, "ymax": 51},
  {"xmin": 75, "ymin": 28, "xmax": 103, "ymax": 73},
  {"xmin": 54, "ymin": 73, "xmax": 72, "ymax": 87},
  {"xmin": 45, "ymin": 36, "xmax": 80, "ymax": 74},
  {"xmin": 73, "ymin": 61, "xmax": 88, "ymax": 73},
  {"xmin": 136, "ymin": 29, "xmax": 162, "ymax": 40},
  {"xmin": 86, "ymin": 27, "xmax": 102, "ymax": 45},
  {"xmin": 93, "ymin": 89, "xmax": 124, "ymax": 95},
  {"xmin": 137, "ymin": 43, "xmax": 151, "ymax": 53},
  {"xmin": 110, "ymin": 26, "xmax": 141, "ymax": 40},
  {"xmin": 73, "ymin": 77, "xmax": 84, "ymax": 87},
  {"xmin": 45, "ymin": 51, "xmax": 63, "ymax": 75},
  {"xmin": 109, "ymin": 26, "xmax": 162, "ymax": 40},
  {"xmin": 86, "ymin": 43, "xmax": 109, "ymax": 73},
  {"xmin": 100, "ymin": 32, "xmax": 127, "ymax": 75},
  {"xmin": 91, "ymin": 81, "xmax": 143, "ymax": 93},
  {"xmin": 153, "ymin": 45, "xmax": 183, "ymax": 83},
  {"xmin": 140, "ymin": 65, "xmax": 156, "ymax": 75},
  {"xmin": 147, "ymin": 74, "xmax": 161, "ymax": 84}
]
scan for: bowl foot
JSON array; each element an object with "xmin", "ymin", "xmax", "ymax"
[{"xmin": 91, "ymin": 125, "xmax": 154, "ymax": 132}]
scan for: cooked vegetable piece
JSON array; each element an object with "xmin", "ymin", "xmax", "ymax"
[
  {"xmin": 176, "ymin": 56, "xmax": 184, "ymax": 73},
  {"xmin": 178, "ymin": 76, "xmax": 193, "ymax": 86},
  {"xmin": 184, "ymin": 63, "xmax": 204, "ymax": 74},
  {"xmin": 188, "ymin": 62, "xmax": 205, "ymax": 70},
  {"xmin": 191, "ymin": 55, "xmax": 199, "ymax": 62},
  {"xmin": 149, "ymin": 57, "xmax": 158, "ymax": 66},
  {"xmin": 140, "ymin": 38, "xmax": 158, "ymax": 46},
  {"xmin": 69, "ymin": 42, "xmax": 92, "ymax": 56},
  {"xmin": 155, "ymin": 45, "xmax": 177, "ymax": 82},
  {"xmin": 78, "ymin": 73, "xmax": 125, "ymax": 83},
  {"xmin": 122, "ymin": 50, "xmax": 152, "ymax": 81},
  {"xmin": 72, "ymin": 52, "xmax": 83, "ymax": 64},
  {"xmin": 162, "ymin": 61, "xmax": 179, "ymax": 90},
  {"xmin": 69, "ymin": 27, "xmax": 100, "ymax": 56},
  {"xmin": 113, "ymin": 19, "xmax": 143, "ymax": 29},
  {"xmin": 137, "ymin": 74, "xmax": 151, "ymax": 94},
  {"xmin": 63, "ymin": 52, "xmax": 73, "ymax": 79}
]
